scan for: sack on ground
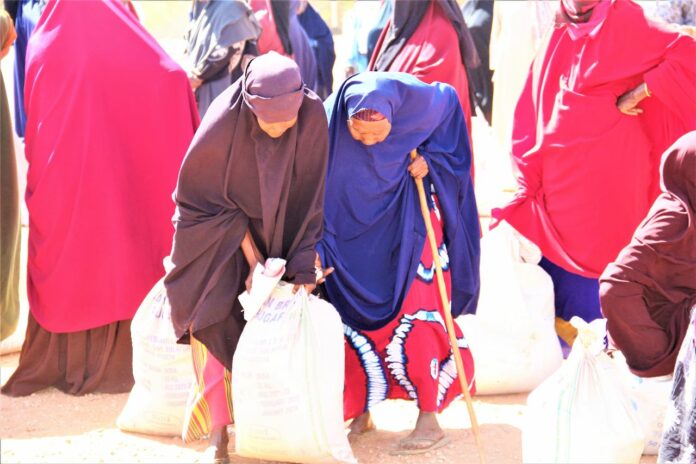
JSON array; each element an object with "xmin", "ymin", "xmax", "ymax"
[
  {"xmin": 458, "ymin": 221, "xmax": 562, "ymax": 394},
  {"xmin": 610, "ymin": 351, "xmax": 672, "ymax": 455},
  {"xmin": 117, "ymin": 278, "xmax": 194, "ymax": 437},
  {"xmin": 233, "ymin": 282, "xmax": 355, "ymax": 464},
  {"xmin": 523, "ymin": 318, "xmax": 645, "ymax": 463}
]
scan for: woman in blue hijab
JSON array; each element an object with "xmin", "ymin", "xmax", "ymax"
[{"xmin": 318, "ymin": 72, "xmax": 480, "ymax": 454}]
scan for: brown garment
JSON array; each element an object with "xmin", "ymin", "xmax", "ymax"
[
  {"xmin": 164, "ymin": 79, "xmax": 328, "ymax": 370},
  {"xmin": 1, "ymin": 313, "xmax": 134, "ymax": 396},
  {"xmin": 1, "ymin": 12, "xmax": 20, "ymax": 342},
  {"xmin": 600, "ymin": 131, "xmax": 696, "ymax": 377}
]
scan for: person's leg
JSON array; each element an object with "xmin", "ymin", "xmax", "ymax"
[
  {"xmin": 398, "ymin": 410, "xmax": 446, "ymax": 450},
  {"xmin": 183, "ymin": 337, "xmax": 233, "ymax": 462},
  {"xmin": 348, "ymin": 411, "xmax": 376, "ymax": 436}
]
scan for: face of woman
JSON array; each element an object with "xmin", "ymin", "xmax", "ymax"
[
  {"xmin": 257, "ymin": 117, "xmax": 298, "ymax": 138},
  {"xmin": 347, "ymin": 118, "xmax": 392, "ymax": 146}
]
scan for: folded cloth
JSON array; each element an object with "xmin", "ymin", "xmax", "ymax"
[{"xmin": 238, "ymin": 258, "xmax": 286, "ymax": 321}]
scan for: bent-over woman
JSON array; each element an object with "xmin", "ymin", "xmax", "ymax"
[
  {"xmin": 164, "ymin": 52, "xmax": 328, "ymax": 463},
  {"xmin": 318, "ymin": 72, "xmax": 480, "ymax": 455}
]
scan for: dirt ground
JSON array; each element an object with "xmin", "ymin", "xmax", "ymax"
[{"xmin": 0, "ymin": 351, "xmax": 658, "ymax": 464}]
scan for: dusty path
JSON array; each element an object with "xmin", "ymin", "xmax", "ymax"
[{"xmin": 1, "ymin": 353, "xmax": 658, "ymax": 464}]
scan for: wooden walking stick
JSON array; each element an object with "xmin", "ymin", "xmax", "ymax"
[{"xmin": 410, "ymin": 150, "xmax": 485, "ymax": 464}]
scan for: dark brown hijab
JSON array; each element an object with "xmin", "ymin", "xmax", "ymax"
[
  {"xmin": 164, "ymin": 56, "xmax": 328, "ymax": 368},
  {"xmin": 600, "ymin": 131, "xmax": 696, "ymax": 377}
]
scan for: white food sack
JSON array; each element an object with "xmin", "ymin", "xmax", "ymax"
[
  {"xmin": 117, "ymin": 279, "xmax": 194, "ymax": 436},
  {"xmin": 233, "ymin": 283, "xmax": 355, "ymax": 463},
  {"xmin": 458, "ymin": 221, "xmax": 562, "ymax": 394},
  {"xmin": 523, "ymin": 318, "xmax": 645, "ymax": 463}
]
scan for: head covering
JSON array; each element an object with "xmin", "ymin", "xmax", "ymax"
[
  {"xmin": 556, "ymin": 0, "xmax": 612, "ymax": 39},
  {"xmin": 186, "ymin": 0, "xmax": 261, "ymax": 78},
  {"xmin": 351, "ymin": 109, "xmax": 386, "ymax": 121},
  {"xmin": 461, "ymin": 0, "xmax": 494, "ymax": 123},
  {"xmin": 297, "ymin": 2, "xmax": 336, "ymax": 99},
  {"xmin": 243, "ymin": 51, "xmax": 304, "ymax": 122},
  {"xmin": 22, "ymin": 0, "xmax": 198, "ymax": 332},
  {"xmin": 600, "ymin": 131, "xmax": 696, "ymax": 377},
  {"xmin": 661, "ymin": 133, "xmax": 696, "ymax": 219},
  {"xmin": 319, "ymin": 72, "xmax": 480, "ymax": 330},
  {"xmin": 166, "ymin": 68, "xmax": 328, "ymax": 369},
  {"xmin": 373, "ymin": 0, "xmax": 479, "ymax": 73},
  {"xmin": 251, "ymin": 0, "xmax": 318, "ymax": 92}
]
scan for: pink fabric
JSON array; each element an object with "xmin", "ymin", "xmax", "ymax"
[
  {"xmin": 201, "ymin": 354, "xmax": 232, "ymax": 428},
  {"xmin": 24, "ymin": 0, "xmax": 199, "ymax": 332},
  {"xmin": 492, "ymin": 0, "xmax": 696, "ymax": 279},
  {"xmin": 369, "ymin": 0, "xmax": 474, "ymax": 173},
  {"xmin": 557, "ymin": 0, "xmax": 610, "ymax": 36},
  {"xmin": 250, "ymin": 0, "xmax": 286, "ymax": 56}
]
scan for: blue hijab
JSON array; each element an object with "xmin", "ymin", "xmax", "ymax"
[{"xmin": 319, "ymin": 72, "xmax": 480, "ymax": 330}]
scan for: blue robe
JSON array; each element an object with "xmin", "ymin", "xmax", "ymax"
[
  {"xmin": 10, "ymin": 0, "xmax": 44, "ymax": 138},
  {"xmin": 319, "ymin": 72, "xmax": 480, "ymax": 330},
  {"xmin": 298, "ymin": 3, "xmax": 335, "ymax": 100}
]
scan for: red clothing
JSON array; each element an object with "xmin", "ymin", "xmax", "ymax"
[
  {"xmin": 344, "ymin": 204, "xmax": 475, "ymax": 419},
  {"xmin": 492, "ymin": 0, "xmax": 696, "ymax": 278},
  {"xmin": 370, "ymin": 1, "xmax": 473, "ymax": 139},
  {"xmin": 24, "ymin": 0, "xmax": 199, "ymax": 332},
  {"xmin": 250, "ymin": 0, "xmax": 286, "ymax": 56}
]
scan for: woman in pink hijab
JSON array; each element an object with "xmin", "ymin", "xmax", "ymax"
[
  {"xmin": 1, "ymin": 0, "xmax": 198, "ymax": 397},
  {"xmin": 493, "ymin": 0, "xmax": 696, "ymax": 325}
]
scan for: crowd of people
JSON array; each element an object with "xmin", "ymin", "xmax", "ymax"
[{"xmin": 0, "ymin": 0, "xmax": 695, "ymax": 463}]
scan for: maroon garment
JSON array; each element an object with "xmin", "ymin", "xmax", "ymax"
[
  {"xmin": 164, "ymin": 67, "xmax": 328, "ymax": 369},
  {"xmin": 600, "ymin": 131, "xmax": 696, "ymax": 377},
  {"xmin": 2, "ymin": 315, "xmax": 134, "ymax": 397},
  {"xmin": 242, "ymin": 51, "xmax": 304, "ymax": 123}
]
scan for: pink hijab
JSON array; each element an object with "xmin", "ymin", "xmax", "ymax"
[{"xmin": 24, "ymin": 0, "xmax": 198, "ymax": 332}]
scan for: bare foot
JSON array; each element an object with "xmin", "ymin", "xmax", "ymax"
[
  {"xmin": 348, "ymin": 412, "xmax": 376, "ymax": 437},
  {"xmin": 398, "ymin": 411, "xmax": 446, "ymax": 451},
  {"xmin": 208, "ymin": 425, "xmax": 229, "ymax": 463}
]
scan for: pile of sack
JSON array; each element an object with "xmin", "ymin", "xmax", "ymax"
[
  {"xmin": 117, "ymin": 259, "xmax": 355, "ymax": 464},
  {"xmin": 458, "ymin": 221, "xmax": 563, "ymax": 394},
  {"xmin": 523, "ymin": 318, "xmax": 672, "ymax": 463}
]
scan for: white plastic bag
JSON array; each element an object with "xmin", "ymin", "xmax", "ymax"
[
  {"xmin": 458, "ymin": 221, "xmax": 562, "ymax": 394},
  {"xmin": 117, "ymin": 278, "xmax": 195, "ymax": 437},
  {"xmin": 232, "ymin": 283, "xmax": 355, "ymax": 464},
  {"xmin": 523, "ymin": 318, "xmax": 645, "ymax": 463},
  {"xmin": 610, "ymin": 351, "xmax": 673, "ymax": 455}
]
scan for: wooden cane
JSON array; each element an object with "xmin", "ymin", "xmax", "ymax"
[{"xmin": 410, "ymin": 150, "xmax": 485, "ymax": 464}]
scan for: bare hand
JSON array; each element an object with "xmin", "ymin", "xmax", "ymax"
[
  {"xmin": 617, "ymin": 83, "xmax": 648, "ymax": 116},
  {"xmin": 314, "ymin": 252, "xmax": 334, "ymax": 284},
  {"xmin": 293, "ymin": 283, "xmax": 316, "ymax": 294},
  {"xmin": 408, "ymin": 154, "xmax": 429, "ymax": 179},
  {"xmin": 189, "ymin": 74, "xmax": 203, "ymax": 91},
  {"xmin": 245, "ymin": 259, "xmax": 259, "ymax": 291}
]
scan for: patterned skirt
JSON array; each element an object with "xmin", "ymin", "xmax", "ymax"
[{"xmin": 343, "ymin": 199, "xmax": 476, "ymax": 420}]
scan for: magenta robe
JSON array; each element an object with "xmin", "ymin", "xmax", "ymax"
[
  {"xmin": 24, "ymin": 0, "xmax": 199, "ymax": 332},
  {"xmin": 493, "ymin": 0, "xmax": 696, "ymax": 278}
]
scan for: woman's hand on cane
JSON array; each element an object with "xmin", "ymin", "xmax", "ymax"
[{"xmin": 408, "ymin": 153, "xmax": 429, "ymax": 179}]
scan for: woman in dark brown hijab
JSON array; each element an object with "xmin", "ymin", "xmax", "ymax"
[
  {"xmin": 164, "ymin": 51, "xmax": 328, "ymax": 463},
  {"xmin": 600, "ymin": 131, "xmax": 696, "ymax": 378}
]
